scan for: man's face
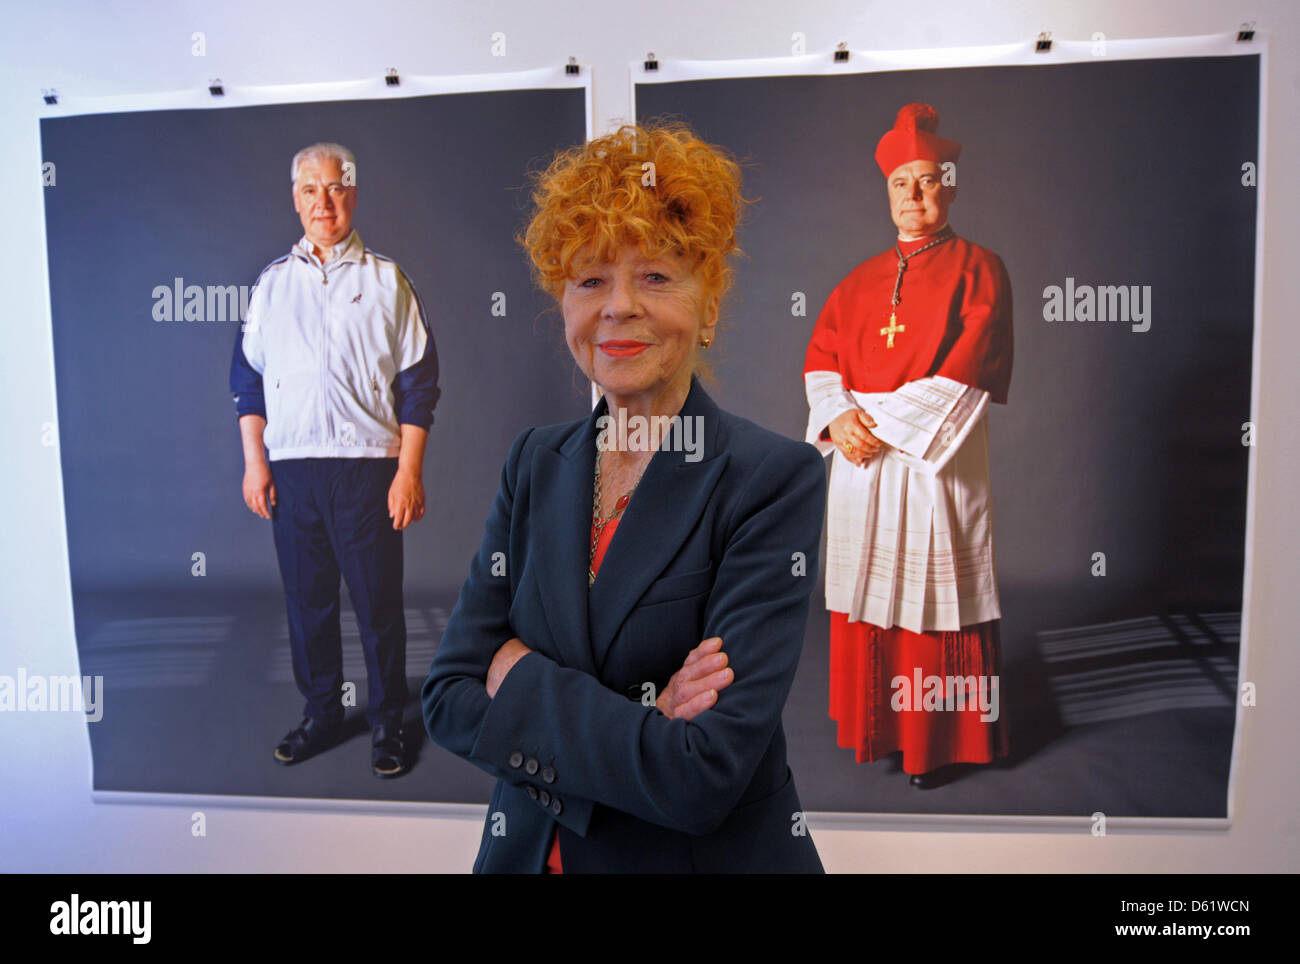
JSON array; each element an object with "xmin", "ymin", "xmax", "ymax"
[
  {"xmin": 887, "ymin": 159, "xmax": 954, "ymax": 237},
  {"xmin": 293, "ymin": 156, "xmax": 356, "ymax": 250}
]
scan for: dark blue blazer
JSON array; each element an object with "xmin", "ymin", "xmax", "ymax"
[{"xmin": 421, "ymin": 379, "xmax": 826, "ymax": 873}]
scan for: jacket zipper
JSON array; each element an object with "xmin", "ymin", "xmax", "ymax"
[{"xmin": 318, "ymin": 263, "xmax": 330, "ymax": 444}]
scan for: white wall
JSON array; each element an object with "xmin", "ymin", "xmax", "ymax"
[{"xmin": 1, "ymin": 0, "xmax": 1295, "ymax": 873}]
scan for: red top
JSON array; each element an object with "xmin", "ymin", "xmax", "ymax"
[
  {"xmin": 544, "ymin": 516, "xmax": 621, "ymax": 875},
  {"xmin": 803, "ymin": 234, "xmax": 1013, "ymax": 404}
]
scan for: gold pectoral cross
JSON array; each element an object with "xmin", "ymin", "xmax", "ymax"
[{"xmin": 880, "ymin": 311, "xmax": 905, "ymax": 349}]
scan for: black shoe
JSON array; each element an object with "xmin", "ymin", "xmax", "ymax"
[
  {"xmin": 274, "ymin": 717, "xmax": 340, "ymax": 765},
  {"xmin": 909, "ymin": 765, "xmax": 966, "ymax": 789},
  {"xmin": 371, "ymin": 723, "xmax": 408, "ymax": 779}
]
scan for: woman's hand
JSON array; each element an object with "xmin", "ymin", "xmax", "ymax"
[
  {"xmin": 487, "ymin": 637, "xmax": 531, "ymax": 698},
  {"xmin": 656, "ymin": 637, "xmax": 733, "ymax": 721},
  {"xmin": 828, "ymin": 409, "xmax": 884, "ymax": 467}
]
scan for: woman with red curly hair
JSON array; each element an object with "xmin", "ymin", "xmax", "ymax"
[{"xmin": 422, "ymin": 123, "xmax": 825, "ymax": 873}]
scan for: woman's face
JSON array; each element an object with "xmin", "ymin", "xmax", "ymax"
[{"xmin": 562, "ymin": 243, "xmax": 717, "ymax": 412}]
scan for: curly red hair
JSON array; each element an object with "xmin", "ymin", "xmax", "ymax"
[{"xmin": 521, "ymin": 122, "xmax": 746, "ymax": 305}]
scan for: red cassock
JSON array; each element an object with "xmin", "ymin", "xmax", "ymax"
[{"xmin": 804, "ymin": 232, "xmax": 1013, "ymax": 773}]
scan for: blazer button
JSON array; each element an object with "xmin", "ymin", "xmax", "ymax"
[
  {"xmin": 508, "ymin": 751, "xmax": 524, "ymax": 769},
  {"xmin": 538, "ymin": 789, "xmax": 552, "ymax": 807},
  {"xmin": 525, "ymin": 786, "xmax": 538, "ymax": 801},
  {"xmin": 524, "ymin": 757, "xmax": 539, "ymax": 775},
  {"xmin": 541, "ymin": 766, "xmax": 556, "ymax": 785},
  {"xmin": 550, "ymin": 798, "xmax": 563, "ymax": 816}
]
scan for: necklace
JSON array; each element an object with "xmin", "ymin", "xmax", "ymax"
[
  {"xmin": 883, "ymin": 225, "xmax": 955, "ymax": 349},
  {"xmin": 590, "ymin": 448, "xmax": 648, "ymax": 586}
]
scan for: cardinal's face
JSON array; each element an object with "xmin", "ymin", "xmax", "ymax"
[{"xmin": 887, "ymin": 160, "xmax": 954, "ymax": 238}]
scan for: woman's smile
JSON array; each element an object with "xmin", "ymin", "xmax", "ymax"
[{"xmin": 598, "ymin": 340, "xmax": 650, "ymax": 357}]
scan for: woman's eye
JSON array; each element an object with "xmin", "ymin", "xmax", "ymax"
[
  {"xmin": 645, "ymin": 272, "xmax": 668, "ymax": 282},
  {"xmin": 578, "ymin": 277, "xmax": 601, "ymax": 288}
]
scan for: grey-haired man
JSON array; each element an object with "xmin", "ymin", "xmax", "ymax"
[{"xmin": 230, "ymin": 143, "xmax": 439, "ymax": 778}]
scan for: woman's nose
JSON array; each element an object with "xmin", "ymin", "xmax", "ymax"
[{"xmin": 601, "ymin": 276, "xmax": 640, "ymax": 318}]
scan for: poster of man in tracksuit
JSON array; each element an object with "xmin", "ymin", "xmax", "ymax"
[{"xmin": 229, "ymin": 142, "xmax": 439, "ymax": 778}]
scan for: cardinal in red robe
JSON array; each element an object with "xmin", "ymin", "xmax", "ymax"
[{"xmin": 803, "ymin": 103, "xmax": 1013, "ymax": 787}]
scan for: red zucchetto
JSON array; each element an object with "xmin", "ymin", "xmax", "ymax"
[{"xmin": 874, "ymin": 103, "xmax": 963, "ymax": 177}]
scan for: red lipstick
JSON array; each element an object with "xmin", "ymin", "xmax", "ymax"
[{"xmin": 599, "ymin": 341, "xmax": 649, "ymax": 357}]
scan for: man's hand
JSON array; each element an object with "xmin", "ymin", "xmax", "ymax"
[
  {"xmin": 656, "ymin": 637, "xmax": 734, "ymax": 721},
  {"xmin": 828, "ymin": 409, "xmax": 884, "ymax": 467},
  {"xmin": 388, "ymin": 467, "xmax": 425, "ymax": 530},
  {"xmin": 390, "ymin": 423, "xmax": 429, "ymax": 529},
  {"xmin": 487, "ymin": 637, "xmax": 532, "ymax": 698},
  {"xmin": 238, "ymin": 414, "xmax": 275, "ymax": 519},
  {"xmin": 242, "ymin": 461, "xmax": 276, "ymax": 519}
]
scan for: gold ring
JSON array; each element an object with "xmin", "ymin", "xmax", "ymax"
[{"xmin": 842, "ymin": 442, "xmax": 854, "ymax": 454}]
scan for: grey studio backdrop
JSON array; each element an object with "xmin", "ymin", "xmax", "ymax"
[
  {"xmin": 637, "ymin": 53, "xmax": 1258, "ymax": 817},
  {"xmin": 42, "ymin": 85, "xmax": 589, "ymax": 802}
]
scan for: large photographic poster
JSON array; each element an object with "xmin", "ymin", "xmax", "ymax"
[
  {"xmin": 41, "ymin": 68, "xmax": 590, "ymax": 804},
  {"xmin": 635, "ymin": 36, "xmax": 1259, "ymax": 820}
]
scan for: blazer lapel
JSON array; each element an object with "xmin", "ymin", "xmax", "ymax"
[
  {"xmin": 529, "ymin": 413, "xmax": 599, "ymax": 676},
  {"xmin": 587, "ymin": 380, "xmax": 729, "ymax": 674}
]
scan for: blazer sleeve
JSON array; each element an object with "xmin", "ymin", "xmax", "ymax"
[
  {"xmin": 420, "ymin": 428, "xmax": 596, "ymax": 836},
  {"xmin": 446, "ymin": 439, "xmax": 826, "ymax": 837},
  {"xmin": 421, "ymin": 427, "xmax": 528, "ymax": 766}
]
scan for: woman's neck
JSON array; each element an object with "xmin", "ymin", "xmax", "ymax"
[
  {"xmin": 598, "ymin": 377, "xmax": 693, "ymax": 462},
  {"xmin": 602, "ymin": 377, "xmax": 692, "ymax": 425}
]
